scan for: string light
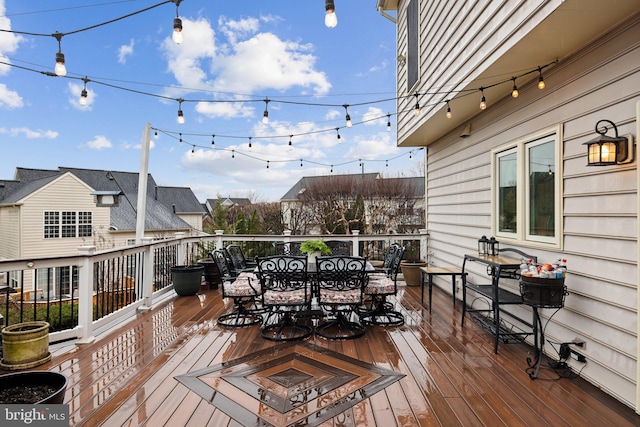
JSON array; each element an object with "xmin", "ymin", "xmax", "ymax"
[
  {"xmin": 288, "ymin": 135, "xmax": 293, "ymax": 151},
  {"xmin": 537, "ymin": 67, "xmax": 546, "ymax": 89},
  {"xmin": 172, "ymin": 0, "xmax": 183, "ymax": 44},
  {"xmin": 211, "ymin": 134, "xmax": 215, "ymax": 146},
  {"xmin": 511, "ymin": 77, "xmax": 519, "ymax": 98},
  {"xmin": 262, "ymin": 98, "xmax": 270, "ymax": 124},
  {"xmin": 479, "ymin": 87, "xmax": 487, "ymax": 110},
  {"xmin": 343, "ymin": 104, "xmax": 352, "ymax": 128},
  {"xmin": 53, "ymin": 32, "xmax": 66, "ymax": 76},
  {"xmin": 248, "ymin": 136, "xmax": 252, "ymax": 150},
  {"xmin": 79, "ymin": 77, "xmax": 89, "ymax": 106},
  {"xmin": 387, "ymin": 113, "xmax": 391, "ymax": 131},
  {"xmin": 300, "ymin": 159, "xmax": 303, "ymax": 168},
  {"xmin": 179, "ymin": 133, "xmax": 182, "ymax": 144},
  {"xmin": 231, "ymin": 149, "xmax": 235, "ymax": 159},
  {"xmin": 266, "ymin": 160, "xmax": 270, "ymax": 170},
  {"xmin": 324, "ymin": 0, "xmax": 338, "ymax": 28},
  {"xmin": 414, "ymin": 93, "xmax": 421, "ymax": 116},
  {"xmin": 330, "ymin": 165, "xmax": 333, "ymax": 173},
  {"xmin": 154, "ymin": 130, "xmax": 158, "ymax": 139},
  {"xmin": 191, "ymin": 145, "xmax": 195, "ymax": 156},
  {"xmin": 336, "ymin": 128, "xmax": 342, "ymax": 142},
  {"xmin": 385, "ymin": 160, "xmax": 388, "ymax": 168},
  {"xmin": 445, "ymin": 100, "xmax": 452, "ymax": 119},
  {"xmin": 177, "ymin": 98, "xmax": 185, "ymax": 124}
]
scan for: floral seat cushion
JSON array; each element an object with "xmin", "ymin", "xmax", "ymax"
[
  {"xmin": 365, "ymin": 276, "xmax": 396, "ymax": 295},
  {"xmin": 263, "ymin": 289, "xmax": 308, "ymax": 305},
  {"xmin": 223, "ymin": 275, "xmax": 261, "ymax": 297},
  {"xmin": 319, "ymin": 288, "xmax": 362, "ymax": 304}
]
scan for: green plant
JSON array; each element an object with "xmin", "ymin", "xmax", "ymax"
[{"xmin": 300, "ymin": 239, "xmax": 332, "ymax": 255}]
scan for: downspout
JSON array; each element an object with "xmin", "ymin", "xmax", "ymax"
[
  {"xmin": 635, "ymin": 99, "xmax": 640, "ymax": 414},
  {"xmin": 376, "ymin": 0, "xmax": 396, "ymax": 23}
]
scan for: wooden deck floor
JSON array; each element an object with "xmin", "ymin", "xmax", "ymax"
[{"xmin": 14, "ymin": 283, "xmax": 640, "ymax": 426}]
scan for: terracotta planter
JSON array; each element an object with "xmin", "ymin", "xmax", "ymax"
[
  {"xmin": 0, "ymin": 371, "xmax": 68, "ymax": 404},
  {"xmin": 171, "ymin": 265, "xmax": 204, "ymax": 296},
  {"xmin": 400, "ymin": 261, "xmax": 427, "ymax": 286},
  {"xmin": 0, "ymin": 321, "xmax": 51, "ymax": 370}
]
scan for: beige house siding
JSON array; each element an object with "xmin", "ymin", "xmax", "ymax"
[
  {"xmin": 423, "ymin": 15, "xmax": 639, "ymax": 407},
  {"xmin": 178, "ymin": 213, "xmax": 203, "ymax": 232},
  {"xmin": 18, "ymin": 173, "xmax": 110, "ymax": 258},
  {"xmin": 0, "ymin": 205, "xmax": 20, "ymax": 259}
]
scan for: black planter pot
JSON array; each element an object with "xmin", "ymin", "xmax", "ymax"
[
  {"xmin": 197, "ymin": 258, "xmax": 221, "ymax": 289},
  {"xmin": 171, "ymin": 265, "xmax": 205, "ymax": 296},
  {"xmin": 0, "ymin": 371, "xmax": 68, "ymax": 404}
]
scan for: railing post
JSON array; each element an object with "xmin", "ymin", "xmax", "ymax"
[
  {"xmin": 77, "ymin": 245, "xmax": 96, "ymax": 344},
  {"xmin": 175, "ymin": 232, "xmax": 186, "ymax": 264},
  {"xmin": 419, "ymin": 229, "xmax": 429, "ymax": 263},
  {"xmin": 215, "ymin": 230, "xmax": 224, "ymax": 250},
  {"xmin": 139, "ymin": 238, "xmax": 154, "ymax": 311},
  {"xmin": 351, "ymin": 230, "xmax": 360, "ymax": 257}
]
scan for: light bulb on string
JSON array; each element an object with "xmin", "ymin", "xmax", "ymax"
[
  {"xmin": 479, "ymin": 87, "xmax": 487, "ymax": 110},
  {"xmin": 248, "ymin": 136, "xmax": 252, "ymax": 150},
  {"xmin": 154, "ymin": 130, "xmax": 158, "ymax": 139},
  {"xmin": 172, "ymin": 1, "xmax": 183, "ymax": 44},
  {"xmin": 409, "ymin": 151, "xmax": 413, "ymax": 160},
  {"xmin": 343, "ymin": 104, "xmax": 352, "ymax": 128},
  {"xmin": 211, "ymin": 135, "xmax": 215, "ymax": 146},
  {"xmin": 385, "ymin": 160, "xmax": 389, "ymax": 168},
  {"xmin": 537, "ymin": 67, "xmax": 546, "ymax": 89},
  {"xmin": 177, "ymin": 98, "xmax": 185, "ymax": 124},
  {"xmin": 336, "ymin": 128, "xmax": 341, "ymax": 142},
  {"xmin": 387, "ymin": 113, "xmax": 391, "ymax": 132},
  {"xmin": 79, "ymin": 77, "xmax": 89, "ymax": 106},
  {"xmin": 324, "ymin": 0, "xmax": 338, "ymax": 28},
  {"xmin": 414, "ymin": 93, "xmax": 421, "ymax": 116},
  {"xmin": 288, "ymin": 135, "xmax": 293, "ymax": 151},
  {"xmin": 262, "ymin": 98, "xmax": 269, "ymax": 124},
  {"xmin": 300, "ymin": 159, "xmax": 303, "ymax": 168},
  {"xmin": 231, "ymin": 149, "xmax": 235, "ymax": 159},
  {"xmin": 266, "ymin": 161, "xmax": 270, "ymax": 170},
  {"xmin": 330, "ymin": 165, "xmax": 333, "ymax": 173},
  {"xmin": 191, "ymin": 145, "xmax": 195, "ymax": 156},
  {"xmin": 445, "ymin": 100, "xmax": 452, "ymax": 119},
  {"xmin": 179, "ymin": 133, "xmax": 182, "ymax": 144},
  {"xmin": 52, "ymin": 32, "xmax": 66, "ymax": 76},
  {"xmin": 511, "ymin": 77, "xmax": 519, "ymax": 98}
]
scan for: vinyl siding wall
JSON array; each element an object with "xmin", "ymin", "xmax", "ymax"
[
  {"xmin": 420, "ymin": 13, "xmax": 639, "ymax": 408},
  {"xmin": 0, "ymin": 205, "xmax": 20, "ymax": 259},
  {"xmin": 19, "ymin": 174, "xmax": 111, "ymax": 259},
  {"xmin": 396, "ymin": 0, "xmax": 564, "ymax": 144}
]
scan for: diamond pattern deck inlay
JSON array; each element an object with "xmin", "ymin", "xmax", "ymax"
[{"xmin": 175, "ymin": 342, "xmax": 405, "ymax": 426}]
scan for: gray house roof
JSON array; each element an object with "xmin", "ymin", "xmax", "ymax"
[
  {"xmin": 155, "ymin": 186, "xmax": 206, "ymax": 214},
  {"xmin": 280, "ymin": 173, "xmax": 424, "ymax": 201},
  {"xmin": 2, "ymin": 167, "xmax": 200, "ymax": 232}
]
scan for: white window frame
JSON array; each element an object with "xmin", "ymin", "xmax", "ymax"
[
  {"xmin": 43, "ymin": 210, "xmax": 93, "ymax": 239},
  {"xmin": 491, "ymin": 125, "xmax": 563, "ymax": 249}
]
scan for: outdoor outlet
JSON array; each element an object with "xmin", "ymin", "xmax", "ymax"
[{"xmin": 570, "ymin": 349, "xmax": 587, "ymax": 363}]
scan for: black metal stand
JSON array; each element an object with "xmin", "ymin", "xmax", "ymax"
[{"xmin": 526, "ymin": 307, "xmax": 544, "ymax": 379}]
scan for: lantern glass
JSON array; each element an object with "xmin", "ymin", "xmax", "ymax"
[{"xmin": 478, "ymin": 236, "xmax": 488, "ymax": 255}]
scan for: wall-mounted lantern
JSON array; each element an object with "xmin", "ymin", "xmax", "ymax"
[
  {"xmin": 583, "ymin": 119, "xmax": 634, "ymax": 166},
  {"xmin": 91, "ymin": 190, "xmax": 122, "ymax": 207}
]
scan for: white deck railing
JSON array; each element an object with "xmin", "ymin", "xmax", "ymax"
[{"xmin": 0, "ymin": 230, "xmax": 428, "ymax": 344}]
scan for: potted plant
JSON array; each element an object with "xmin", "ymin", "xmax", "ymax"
[
  {"xmin": 170, "ymin": 264, "xmax": 205, "ymax": 296},
  {"xmin": 0, "ymin": 370, "xmax": 68, "ymax": 404},
  {"xmin": 399, "ymin": 241, "xmax": 426, "ymax": 286},
  {"xmin": 300, "ymin": 239, "xmax": 332, "ymax": 264},
  {"xmin": 0, "ymin": 321, "xmax": 51, "ymax": 370}
]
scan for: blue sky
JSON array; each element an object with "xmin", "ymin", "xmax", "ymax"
[{"xmin": 0, "ymin": 0, "xmax": 420, "ymax": 202}]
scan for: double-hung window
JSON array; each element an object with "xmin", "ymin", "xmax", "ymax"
[
  {"xmin": 44, "ymin": 211, "xmax": 93, "ymax": 239},
  {"xmin": 493, "ymin": 126, "xmax": 562, "ymax": 247}
]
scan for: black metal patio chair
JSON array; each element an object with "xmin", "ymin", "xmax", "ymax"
[
  {"xmin": 315, "ymin": 256, "xmax": 368, "ymax": 340},
  {"xmin": 360, "ymin": 245, "xmax": 405, "ymax": 326},
  {"xmin": 256, "ymin": 255, "xmax": 312, "ymax": 341}
]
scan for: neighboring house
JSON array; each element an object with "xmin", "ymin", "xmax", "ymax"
[
  {"xmin": 203, "ymin": 197, "xmax": 251, "ymax": 215},
  {"xmin": 0, "ymin": 167, "xmax": 204, "ymax": 259},
  {"xmin": 280, "ymin": 173, "xmax": 425, "ymax": 234},
  {"xmin": 378, "ymin": 0, "xmax": 640, "ymax": 410}
]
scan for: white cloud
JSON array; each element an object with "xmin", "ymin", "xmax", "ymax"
[
  {"xmin": 0, "ymin": 0, "xmax": 24, "ymax": 76},
  {"xmin": 0, "ymin": 127, "xmax": 57, "ymax": 139},
  {"xmin": 118, "ymin": 39, "xmax": 135, "ymax": 64},
  {"xmin": 362, "ymin": 107, "xmax": 388, "ymax": 127},
  {"xmin": 0, "ymin": 83, "xmax": 23, "ymax": 109},
  {"xmin": 86, "ymin": 135, "xmax": 112, "ymax": 150},
  {"xmin": 160, "ymin": 15, "xmax": 331, "ymax": 120},
  {"xmin": 343, "ymin": 131, "xmax": 398, "ymax": 161}
]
